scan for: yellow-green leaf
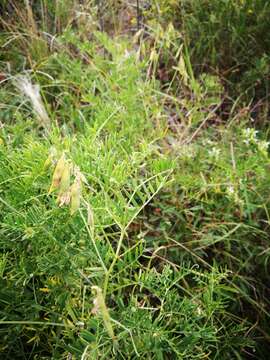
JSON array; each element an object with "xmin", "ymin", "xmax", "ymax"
[{"xmin": 49, "ymin": 154, "xmax": 65, "ymax": 194}]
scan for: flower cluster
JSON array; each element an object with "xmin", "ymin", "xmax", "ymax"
[
  {"xmin": 208, "ymin": 146, "xmax": 221, "ymax": 161},
  {"xmin": 225, "ymin": 183, "xmax": 243, "ymax": 206},
  {"xmin": 242, "ymin": 127, "xmax": 269, "ymax": 156},
  {"xmin": 47, "ymin": 152, "xmax": 87, "ymax": 215}
]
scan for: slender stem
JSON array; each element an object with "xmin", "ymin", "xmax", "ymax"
[
  {"xmin": 103, "ymin": 229, "xmax": 125, "ymax": 297},
  {"xmin": 0, "ymin": 320, "xmax": 69, "ymax": 327},
  {"xmin": 136, "ymin": 0, "xmax": 140, "ymax": 31},
  {"xmin": 98, "ymin": 0, "xmax": 104, "ymax": 33},
  {"xmin": 79, "ymin": 209, "xmax": 107, "ymax": 273}
]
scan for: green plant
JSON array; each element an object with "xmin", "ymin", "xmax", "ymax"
[{"xmin": 1, "ymin": 2, "xmax": 270, "ymax": 359}]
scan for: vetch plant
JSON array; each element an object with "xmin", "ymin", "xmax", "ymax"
[
  {"xmin": 48, "ymin": 153, "xmax": 86, "ymax": 215},
  {"xmin": 1, "ymin": 3, "xmax": 270, "ymax": 358}
]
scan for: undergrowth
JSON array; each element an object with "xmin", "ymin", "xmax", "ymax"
[
  {"xmin": 0, "ymin": 1, "xmax": 270, "ymax": 359},
  {"xmin": 148, "ymin": 0, "xmax": 270, "ymax": 101}
]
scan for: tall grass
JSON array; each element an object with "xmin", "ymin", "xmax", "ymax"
[{"xmin": 148, "ymin": 0, "xmax": 270, "ymax": 102}]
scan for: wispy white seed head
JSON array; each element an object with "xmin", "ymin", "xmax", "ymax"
[{"xmin": 15, "ymin": 75, "xmax": 50, "ymax": 130}]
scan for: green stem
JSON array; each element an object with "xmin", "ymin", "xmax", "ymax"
[
  {"xmin": 103, "ymin": 229, "xmax": 125, "ymax": 298},
  {"xmin": 0, "ymin": 320, "xmax": 69, "ymax": 327},
  {"xmin": 80, "ymin": 209, "xmax": 107, "ymax": 273}
]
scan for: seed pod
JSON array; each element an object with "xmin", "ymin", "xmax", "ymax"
[
  {"xmin": 59, "ymin": 162, "xmax": 70, "ymax": 195},
  {"xmin": 49, "ymin": 154, "xmax": 65, "ymax": 194},
  {"xmin": 87, "ymin": 203, "xmax": 94, "ymax": 228},
  {"xmin": 70, "ymin": 179, "xmax": 81, "ymax": 215},
  {"xmin": 44, "ymin": 155, "xmax": 52, "ymax": 170},
  {"xmin": 44, "ymin": 147, "xmax": 57, "ymax": 170},
  {"xmin": 91, "ymin": 286, "xmax": 116, "ymax": 342},
  {"xmin": 177, "ymin": 56, "xmax": 189, "ymax": 86}
]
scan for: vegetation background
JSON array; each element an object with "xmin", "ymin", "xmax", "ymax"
[{"xmin": 0, "ymin": 1, "xmax": 270, "ymax": 359}]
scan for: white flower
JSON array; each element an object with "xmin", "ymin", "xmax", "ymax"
[
  {"xmin": 258, "ymin": 140, "xmax": 269, "ymax": 155},
  {"xmin": 226, "ymin": 184, "xmax": 244, "ymax": 206},
  {"xmin": 227, "ymin": 185, "xmax": 235, "ymax": 196},
  {"xmin": 242, "ymin": 127, "xmax": 269, "ymax": 156},
  {"xmin": 242, "ymin": 127, "xmax": 258, "ymax": 145},
  {"xmin": 208, "ymin": 146, "xmax": 221, "ymax": 160}
]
